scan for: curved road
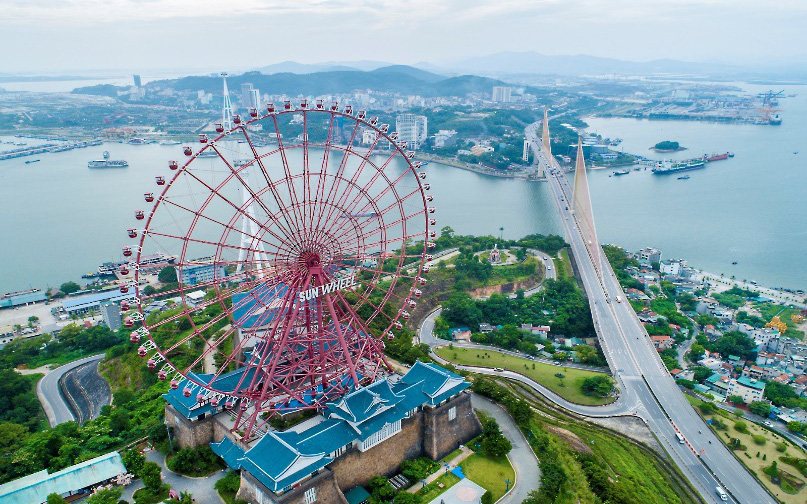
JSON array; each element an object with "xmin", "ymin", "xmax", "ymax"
[
  {"xmin": 37, "ymin": 354, "xmax": 105, "ymax": 427},
  {"xmin": 472, "ymin": 394, "xmax": 541, "ymax": 503}
]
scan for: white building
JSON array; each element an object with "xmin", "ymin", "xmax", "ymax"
[
  {"xmin": 395, "ymin": 114, "xmax": 428, "ymax": 149},
  {"xmin": 727, "ymin": 377, "xmax": 765, "ymax": 404},
  {"xmin": 522, "ymin": 140, "xmax": 531, "ymax": 163},
  {"xmin": 433, "ymin": 129, "xmax": 457, "ymax": 148},
  {"xmin": 659, "ymin": 260, "xmax": 681, "ymax": 276},
  {"xmin": 492, "ymin": 86, "xmax": 512, "ymax": 103},
  {"xmin": 638, "ymin": 247, "xmax": 661, "ymax": 265}
]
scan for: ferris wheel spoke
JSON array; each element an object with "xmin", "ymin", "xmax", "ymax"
[
  {"xmin": 157, "ymin": 196, "xmax": 287, "ymax": 255},
  {"xmin": 237, "ymin": 128, "xmax": 304, "ymax": 244},
  {"xmin": 209, "ymin": 142, "xmax": 298, "ymax": 244},
  {"xmin": 269, "ymin": 115, "xmax": 308, "ymax": 238}
]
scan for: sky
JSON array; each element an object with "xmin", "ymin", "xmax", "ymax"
[{"xmin": 1, "ymin": 0, "xmax": 806, "ymax": 74}]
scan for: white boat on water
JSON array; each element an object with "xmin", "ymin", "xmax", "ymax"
[{"xmin": 88, "ymin": 151, "xmax": 128, "ymax": 168}]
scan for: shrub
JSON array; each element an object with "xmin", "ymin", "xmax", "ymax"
[
  {"xmin": 752, "ymin": 434, "xmax": 766, "ymax": 445},
  {"xmin": 734, "ymin": 421, "xmax": 748, "ymax": 434},
  {"xmin": 481, "ymin": 490, "xmax": 494, "ymax": 504},
  {"xmin": 776, "ymin": 442, "xmax": 788, "ymax": 453}
]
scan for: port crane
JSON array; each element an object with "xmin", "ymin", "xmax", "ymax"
[{"xmin": 757, "ymin": 90, "xmax": 784, "ymax": 124}]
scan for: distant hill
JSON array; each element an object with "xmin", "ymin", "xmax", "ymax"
[
  {"xmin": 370, "ymin": 65, "xmax": 446, "ymax": 83},
  {"xmin": 449, "ymin": 51, "xmax": 742, "ymax": 76},
  {"xmin": 112, "ymin": 67, "xmax": 504, "ymax": 99},
  {"xmin": 255, "ymin": 60, "xmax": 393, "ymax": 75}
]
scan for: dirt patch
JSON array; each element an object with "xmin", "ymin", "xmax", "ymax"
[
  {"xmin": 546, "ymin": 424, "xmax": 593, "ymax": 454},
  {"xmin": 586, "ymin": 415, "xmax": 663, "ymax": 454},
  {"xmin": 468, "ymin": 276, "xmax": 541, "ymax": 298}
]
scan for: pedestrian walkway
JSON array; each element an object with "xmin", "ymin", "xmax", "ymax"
[
  {"xmin": 426, "ymin": 478, "xmax": 486, "ymax": 504},
  {"xmin": 406, "ymin": 446, "xmax": 474, "ymax": 493}
]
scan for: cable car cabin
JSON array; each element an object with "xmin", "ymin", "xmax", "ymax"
[
  {"xmin": 144, "ymin": 193, "xmax": 154, "ymax": 202},
  {"xmin": 414, "ymin": 289, "xmax": 423, "ymax": 298},
  {"xmin": 137, "ymin": 346, "xmax": 147, "ymax": 357},
  {"xmin": 123, "ymin": 246, "xmax": 133, "ymax": 257},
  {"xmin": 419, "ymin": 277, "xmax": 427, "ymax": 286},
  {"xmin": 330, "ymin": 102, "xmax": 339, "ymax": 112},
  {"xmin": 157, "ymin": 370, "xmax": 167, "ymax": 380},
  {"xmin": 129, "ymin": 332, "xmax": 140, "ymax": 343},
  {"xmin": 233, "ymin": 114, "xmax": 242, "ymax": 124},
  {"xmin": 184, "ymin": 146, "xmax": 193, "ymax": 156},
  {"xmin": 199, "ymin": 134, "xmax": 208, "ymax": 144},
  {"xmin": 147, "ymin": 359, "xmax": 156, "ymax": 370},
  {"xmin": 171, "ymin": 380, "xmax": 179, "ymax": 390},
  {"xmin": 169, "ymin": 160, "xmax": 178, "ymax": 170},
  {"xmin": 345, "ymin": 105, "xmax": 353, "ymax": 115},
  {"xmin": 249, "ymin": 108, "xmax": 258, "ymax": 118},
  {"xmin": 357, "ymin": 110, "xmax": 366, "ymax": 119},
  {"xmin": 120, "ymin": 300, "xmax": 130, "ymax": 311},
  {"xmin": 156, "ymin": 176, "xmax": 166, "ymax": 186},
  {"xmin": 423, "ymin": 183, "xmax": 430, "ymax": 190},
  {"xmin": 124, "ymin": 317, "xmax": 133, "ymax": 328},
  {"xmin": 428, "ymin": 206, "xmax": 435, "ymax": 214},
  {"xmin": 127, "ymin": 228, "xmax": 137, "ymax": 238},
  {"xmin": 316, "ymin": 99, "xmax": 324, "ymax": 109},
  {"xmin": 284, "ymin": 101, "xmax": 292, "ymax": 110},
  {"xmin": 119, "ymin": 283, "xmax": 130, "ymax": 293},
  {"xmin": 119, "ymin": 265, "xmax": 129, "ymax": 275},
  {"xmin": 267, "ymin": 103, "xmax": 275, "ymax": 113},
  {"xmin": 135, "ymin": 210, "xmax": 144, "ymax": 220},
  {"xmin": 300, "ymin": 100, "xmax": 308, "ymax": 109},
  {"xmin": 215, "ymin": 123, "xmax": 224, "ymax": 133}
]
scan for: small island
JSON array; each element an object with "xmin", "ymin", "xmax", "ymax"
[{"xmin": 650, "ymin": 140, "xmax": 687, "ymax": 152}]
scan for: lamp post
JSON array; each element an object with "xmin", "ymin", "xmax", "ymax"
[{"xmin": 505, "ymin": 478, "xmax": 511, "ymax": 492}]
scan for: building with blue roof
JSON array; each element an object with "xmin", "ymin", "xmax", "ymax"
[
  {"xmin": 0, "ymin": 451, "xmax": 127, "ymax": 504},
  {"xmin": 61, "ymin": 290, "xmax": 137, "ymax": 315},
  {"xmin": 0, "ymin": 288, "xmax": 47, "ymax": 309},
  {"xmin": 165, "ymin": 361, "xmax": 482, "ymax": 504}
]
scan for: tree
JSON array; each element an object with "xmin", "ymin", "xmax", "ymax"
[
  {"xmin": 749, "ymin": 401, "xmax": 772, "ymax": 418},
  {"xmin": 581, "ymin": 375, "xmax": 613, "ymax": 396},
  {"xmin": 367, "ymin": 475, "xmax": 395, "ymax": 501},
  {"xmin": 393, "ymin": 492, "xmax": 422, "ymax": 504},
  {"xmin": 27, "ymin": 316, "xmax": 39, "ymax": 328},
  {"xmin": 158, "ymin": 266, "xmax": 178, "ymax": 284},
  {"xmin": 710, "ymin": 331, "xmax": 757, "ymax": 360},
  {"xmin": 689, "ymin": 344, "xmax": 705, "ymax": 363},
  {"xmin": 787, "ymin": 421, "xmax": 804, "ymax": 433},
  {"xmin": 108, "ymin": 408, "xmax": 130, "ymax": 436},
  {"xmin": 168, "ymin": 490, "xmax": 194, "ymax": 504},
  {"xmin": 47, "ymin": 494, "xmax": 67, "ymax": 504},
  {"xmin": 59, "ymin": 281, "xmax": 81, "ymax": 295},
  {"xmin": 482, "ymin": 432, "xmax": 512, "ymax": 458},
  {"xmin": 573, "ymin": 344, "xmax": 599, "ymax": 365},
  {"xmin": 481, "ymin": 490, "xmax": 494, "ymax": 504},
  {"xmin": 86, "ymin": 487, "xmax": 122, "ymax": 504},
  {"xmin": 764, "ymin": 381, "xmax": 800, "ymax": 407},
  {"xmin": 122, "ymin": 449, "xmax": 145, "ymax": 477},
  {"xmin": 727, "ymin": 395, "xmax": 745, "ymax": 405},
  {"xmin": 691, "ymin": 366, "xmax": 712, "ymax": 383},
  {"xmin": 511, "ymin": 400, "xmax": 532, "ymax": 426},
  {"xmin": 140, "ymin": 461, "xmax": 163, "ymax": 491}
]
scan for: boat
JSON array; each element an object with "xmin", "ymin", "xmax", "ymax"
[
  {"xmin": 97, "ymin": 252, "xmax": 177, "ymax": 275},
  {"xmin": 732, "ymin": 261, "xmax": 738, "ymax": 265},
  {"xmin": 770, "ymin": 114, "xmax": 782, "ymax": 125},
  {"xmin": 88, "ymin": 151, "xmax": 128, "ymax": 168},
  {"xmin": 651, "ymin": 159, "xmax": 705, "ymax": 175},
  {"xmin": 25, "ymin": 159, "xmax": 41, "ymax": 164},
  {"xmin": 677, "ymin": 175, "xmax": 690, "ymax": 180},
  {"xmin": 159, "ymin": 140, "xmax": 181, "ymax": 146},
  {"xmin": 612, "ymin": 169, "xmax": 630, "ymax": 176},
  {"xmin": 420, "ymin": 161, "xmax": 430, "ymax": 167},
  {"xmin": 197, "ymin": 150, "xmax": 218, "ymax": 158},
  {"xmin": 705, "ymin": 152, "xmax": 733, "ymax": 162}
]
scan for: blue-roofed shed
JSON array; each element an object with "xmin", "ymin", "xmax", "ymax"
[
  {"xmin": 344, "ymin": 486, "xmax": 371, "ymax": 504},
  {"xmin": 0, "ymin": 452, "xmax": 126, "ymax": 504},
  {"xmin": 61, "ymin": 290, "xmax": 137, "ymax": 314},
  {"xmin": 211, "ymin": 438, "xmax": 245, "ymax": 470}
]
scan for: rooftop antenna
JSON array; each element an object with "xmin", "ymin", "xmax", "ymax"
[{"xmin": 221, "ymin": 72, "xmax": 234, "ymax": 131}]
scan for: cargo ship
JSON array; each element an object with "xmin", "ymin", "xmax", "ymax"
[
  {"xmin": 97, "ymin": 252, "xmax": 177, "ymax": 275},
  {"xmin": 25, "ymin": 159, "xmax": 41, "ymax": 164},
  {"xmin": 651, "ymin": 159, "xmax": 705, "ymax": 175},
  {"xmin": 612, "ymin": 169, "xmax": 630, "ymax": 176},
  {"xmin": 704, "ymin": 152, "xmax": 734, "ymax": 162},
  {"xmin": 88, "ymin": 151, "xmax": 128, "ymax": 168}
]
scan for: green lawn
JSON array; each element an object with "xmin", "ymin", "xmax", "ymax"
[
  {"xmin": 441, "ymin": 447, "xmax": 463, "ymax": 463},
  {"xmin": 417, "ymin": 471, "xmax": 461, "ymax": 502},
  {"xmin": 461, "ymin": 453, "xmax": 515, "ymax": 501},
  {"xmin": 435, "ymin": 346, "xmax": 615, "ymax": 406},
  {"xmin": 686, "ymin": 394, "xmax": 807, "ymax": 504},
  {"xmin": 553, "ymin": 249, "xmax": 574, "ymax": 281}
]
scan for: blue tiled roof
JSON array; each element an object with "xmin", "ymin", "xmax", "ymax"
[
  {"xmin": 237, "ymin": 431, "xmax": 332, "ymax": 492},
  {"xmin": 211, "ymin": 437, "xmax": 245, "ymax": 470},
  {"xmin": 395, "ymin": 361, "xmax": 470, "ymax": 407},
  {"xmin": 325, "ymin": 379, "xmax": 402, "ymax": 424}
]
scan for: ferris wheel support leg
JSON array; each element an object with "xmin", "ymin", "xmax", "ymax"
[{"xmin": 320, "ymin": 292, "xmax": 361, "ymax": 389}]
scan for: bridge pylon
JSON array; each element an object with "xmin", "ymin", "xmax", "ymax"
[
  {"xmin": 571, "ymin": 138, "xmax": 602, "ymax": 278},
  {"xmin": 542, "ymin": 108, "xmax": 551, "ymax": 153}
]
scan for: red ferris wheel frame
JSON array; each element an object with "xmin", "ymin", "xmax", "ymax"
[{"xmin": 122, "ymin": 100, "xmax": 435, "ymax": 438}]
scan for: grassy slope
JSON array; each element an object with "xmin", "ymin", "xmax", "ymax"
[{"xmin": 436, "ymin": 346, "xmax": 614, "ymax": 406}]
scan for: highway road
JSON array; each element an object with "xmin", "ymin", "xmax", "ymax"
[
  {"xmin": 525, "ymin": 122, "xmax": 775, "ymax": 504},
  {"xmin": 37, "ymin": 354, "xmax": 105, "ymax": 427}
]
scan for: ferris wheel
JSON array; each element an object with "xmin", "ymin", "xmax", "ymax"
[{"xmin": 122, "ymin": 100, "xmax": 435, "ymax": 437}]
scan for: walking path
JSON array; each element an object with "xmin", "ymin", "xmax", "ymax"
[
  {"xmin": 118, "ymin": 449, "xmax": 227, "ymax": 504},
  {"xmin": 406, "ymin": 446, "xmax": 475, "ymax": 493}
]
